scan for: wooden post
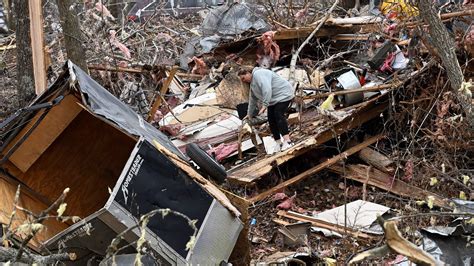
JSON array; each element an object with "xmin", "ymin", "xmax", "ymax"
[
  {"xmin": 147, "ymin": 67, "xmax": 178, "ymax": 123},
  {"xmin": 29, "ymin": 0, "xmax": 47, "ymax": 95}
]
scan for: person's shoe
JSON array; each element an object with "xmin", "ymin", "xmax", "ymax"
[
  {"xmin": 281, "ymin": 141, "xmax": 294, "ymax": 151},
  {"xmin": 271, "ymin": 141, "xmax": 281, "ymax": 154}
]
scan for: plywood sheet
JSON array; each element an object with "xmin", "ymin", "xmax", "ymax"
[
  {"xmin": 170, "ymin": 97, "xmax": 221, "ymax": 124},
  {"xmin": 19, "ymin": 111, "xmax": 136, "ymax": 219},
  {"xmin": 9, "ymin": 95, "xmax": 82, "ymax": 172},
  {"xmin": 215, "ymin": 73, "xmax": 249, "ymax": 109}
]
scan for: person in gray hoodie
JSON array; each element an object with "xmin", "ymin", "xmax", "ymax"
[{"xmin": 238, "ymin": 67, "xmax": 294, "ymax": 152}]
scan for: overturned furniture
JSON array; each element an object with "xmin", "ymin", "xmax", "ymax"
[{"xmin": 0, "ymin": 61, "xmax": 242, "ymax": 265}]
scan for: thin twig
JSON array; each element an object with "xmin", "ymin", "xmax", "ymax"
[{"xmin": 289, "ymin": 0, "xmax": 340, "ymax": 82}]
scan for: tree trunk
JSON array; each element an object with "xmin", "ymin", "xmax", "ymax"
[
  {"xmin": 109, "ymin": 0, "xmax": 123, "ymax": 24},
  {"xmin": 3, "ymin": 0, "xmax": 14, "ymax": 31},
  {"xmin": 417, "ymin": 0, "xmax": 473, "ymax": 128},
  {"xmin": 15, "ymin": 0, "xmax": 35, "ymax": 107},
  {"xmin": 56, "ymin": 0, "xmax": 88, "ymax": 71}
]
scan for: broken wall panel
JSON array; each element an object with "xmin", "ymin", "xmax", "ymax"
[
  {"xmin": 227, "ymin": 95, "xmax": 388, "ymax": 184},
  {"xmin": 8, "ymin": 95, "xmax": 82, "ymax": 173}
]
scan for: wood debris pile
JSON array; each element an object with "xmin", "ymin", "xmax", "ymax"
[{"xmin": 0, "ymin": 0, "xmax": 473, "ymax": 265}]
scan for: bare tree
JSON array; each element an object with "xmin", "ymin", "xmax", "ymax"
[
  {"xmin": 416, "ymin": 0, "xmax": 473, "ymax": 128},
  {"xmin": 57, "ymin": 0, "xmax": 88, "ymax": 71},
  {"xmin": 14, "ymin": 0, "xmax": 35, "ymax": 107}
]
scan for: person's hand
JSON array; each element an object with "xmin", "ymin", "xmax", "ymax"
[{"xmin": 258, "ymin": 106, "xmax": 267, "ymax": 115}]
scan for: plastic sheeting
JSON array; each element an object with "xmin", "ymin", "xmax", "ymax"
[
  {"xmin": 200, "ymin": 3, "xmax": 268, "ymax": 37},
  {"xmin": 395, "ymin": 225, "xmax": 474, "ymax": 266},
  {"xmin": 68, "ymin": 61, "xmax": 184, "ymax": 158},
  {"xmin": 180, "ymin": 3, "xmax": 269, "ymax": 68},
  {"xmin": 421, "ymin": 225, "xmax": 473, "ymax": 265}
]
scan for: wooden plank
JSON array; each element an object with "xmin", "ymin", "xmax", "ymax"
[
  {"xmin": 328, "ymin": 164, "xmax": 448, "ymax": 208},
  {"xmin": 273, "ymin": 218, "xmax": 291, "ymax": 226},
  {"xmin": 88, "ymin": 64, "xmax": 146, "ymax": 74},
  {"xmin": 227, "ymin": 95, "xmax": 388, "ymax": 184},
  {"xmin": 332, "ymin": 34, "xmax": 370, "ymax": 41},
  {"xmin": 176, "ymin": 72, "xmax": 204, "ymax": 81},
  {"xmin": 287, "ymin": 113, "xmax": 300, "ymax": 125},
  {"xmin": 29, "ymin": 0, "xmax": 47, "ymax": 95},
  {"xmin": 147, "ymin": 67, "xmax": 178, "ymax": 122},
  {"xmin": 18, "ymin": 111, "xmax": 137, "ymax": 219},
  {"xmin": 274, "ymin": 26, "xmax": 355, "ymax": 40},
  {"xmin": 325, "ymin": 16, "xmax": 383, "ymax": 25},
  {"xmin": 358, "ymin": 148, "xmax": 394, "ymax": 174},
  {"xmin": 302, "ymin": 83, "xmax": 396, "ymax": 100},
  {"xmin": 0, "ymin": 173, "xmax": 68, "ymax": 251},
  {"xmin": 9, "ymin": 95, "xmax": 82, "ymax": 173},
  {"xmin": 1, "ymin": 91, "xmax": 63, "ymax": 161},
  {"xmin": 248, "ymin": 135, "xmax": 384, "ymax": 203},
  {"xmin": 403, "ymin": 8, "xmax": 474, "ymax": 28},
  {"xmin": 277, "ymin": 210, "xmax": 374, "ymax": 240}
]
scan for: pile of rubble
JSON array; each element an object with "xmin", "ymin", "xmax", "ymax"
[
  {"xmin": 148, "ymin": 1, "xmax": 474, "ymax": 264},
  {"xmin": 0, "ymin": 0, "xmax": 473, "ymax": 265}
]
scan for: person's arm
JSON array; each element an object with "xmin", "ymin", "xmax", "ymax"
[{"xmin": 247, "ymin": 90, "xmax": 258, "ymax": 119}]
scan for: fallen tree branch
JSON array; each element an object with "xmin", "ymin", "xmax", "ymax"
[{"xmin": 0, "ymin": 247, "xmax": 75, "ymax": 264}]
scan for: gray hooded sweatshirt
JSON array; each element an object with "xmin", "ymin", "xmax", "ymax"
[{"xmin": 247, "ymin": 68, "xmax": 294, "ymax": 117}]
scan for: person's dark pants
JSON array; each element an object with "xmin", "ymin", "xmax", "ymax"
[{"xmin": 267, "ymin": 100, "xmax": 291, "ymax": 141}]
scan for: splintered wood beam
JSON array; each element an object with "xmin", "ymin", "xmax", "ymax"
[
  {"xmin": 29, "ymin": 0, "xmax": 47, "ymax": 95},
  {"xmin": 227, "ymin": 95, "xmax": 388, "ymax": 185},
  {"xmin": 328, "ymin": 164, "xmax": 449, "ymax": 208},
  {"xmin": 277, "ymin": 210, "xmax": 375, "ymax": 240},
  {"xmin": 248, "ymin": 135, "xmax": 384, "ymax": 203},
  {"xmin": 147, "ymin": 67, "xmax": 178, "ymax": 122}
]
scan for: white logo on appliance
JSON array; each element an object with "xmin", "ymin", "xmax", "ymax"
[{"xmin": 121, "ymin": 154, "xmax": 144, "ymax": 204}]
